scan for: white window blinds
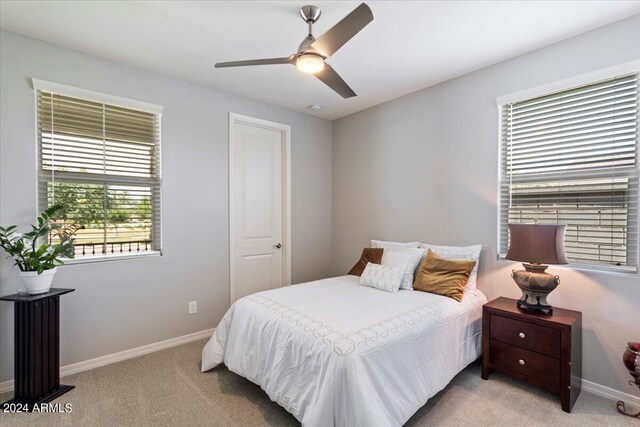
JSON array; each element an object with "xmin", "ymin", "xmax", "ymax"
[
  {"xmin": 499, "ymin": 73, "xmax": 639, "ymax": 272},
  {"xmin": 37, "ymin": 90, "xmax": 162, "ymax": 258}
]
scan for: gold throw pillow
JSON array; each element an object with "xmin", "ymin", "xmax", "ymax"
[
  {"xmin": 413, "ymin": 249, "xmax": 476, "ymax": 302},
  {"xmin": 348, "ymin": 248, "xmax": 384, "ymax": 276}
]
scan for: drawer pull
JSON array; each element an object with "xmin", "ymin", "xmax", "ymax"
[
  {"xmin": 519, "ymin": 332, "xmax": 526, "ymax": 338},
  {"xmin": 518, "ymin": 359, "xmax": 526, "ymax": 366}
]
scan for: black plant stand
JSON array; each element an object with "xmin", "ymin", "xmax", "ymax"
[{"xmin": 0, "ymin": 288, "xmax": 75, "ymax": 410}]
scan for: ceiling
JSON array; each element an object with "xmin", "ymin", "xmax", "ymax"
[{"xmin": 1, "ymin": 1, "xmax": 639, "ymax": 120}]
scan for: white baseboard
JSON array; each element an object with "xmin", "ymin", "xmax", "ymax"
[
  {"xmin": 0, "ymin": 328, "xmax": 213, "ymax": 394},
  {"xmin": 582, "ymin": 379, "xmax": 640, "ymax": 408},
  {"xmin": 2, "ymin": 331, "xmax": 638, "ymax": 411}
]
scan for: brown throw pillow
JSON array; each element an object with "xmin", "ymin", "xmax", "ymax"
[
  {"xmin": 348, "ymin": 248, "xmax": 384, "ymax": 276},
  {"xmin": 413, "ymin": 249, "xmax": 476, "ymax": 302}
]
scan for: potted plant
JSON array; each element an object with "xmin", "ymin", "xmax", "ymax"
[{"xmin": 0, "ymin": 204, "xmax": 82, "ymax": 295}]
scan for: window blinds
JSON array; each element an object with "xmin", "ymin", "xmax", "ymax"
[
  {"xmin": 499, "ymin": 74, "xmax": 639, "ymax": 271},
  {"xmin": 37, "ymin": 91, "xmax": 162, "ymax": 257}
]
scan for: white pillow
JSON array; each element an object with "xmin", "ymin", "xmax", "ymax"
[
  {"xmin": 418, "ymin": 243, "xmax": 482, "ymax": 289},
  {"xmin": 381, "ymin": 246, "xmax": 425, "ymax": 290},
  {"xmin": 371, "ymin": 240, "xmax": 420, "ymax": 248},
  {"xmin": 360, "ymin": 262, "xmax": 404, "ymax": 293}
]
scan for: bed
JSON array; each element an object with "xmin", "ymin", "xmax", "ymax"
[{"xmin": 202, "ymin": 274, "xmax": 486, "ymax": 426}]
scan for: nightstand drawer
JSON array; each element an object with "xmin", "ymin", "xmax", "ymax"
[
  {"xmin": 490, "ymin": 340, "xmax": 560, "ymax": 391},
  {"xmin": 491, "ymin": 314, "xmax": 560, "ymax": 358}
]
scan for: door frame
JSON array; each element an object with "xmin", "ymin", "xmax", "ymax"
[{"xmin": 228, "ymin": 112, "xmax": 291, "ymax": 305}]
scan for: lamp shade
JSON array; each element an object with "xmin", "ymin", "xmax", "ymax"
[{"xmin": 506, "ymin": 223, "xmax": 568, "ymax": 265}]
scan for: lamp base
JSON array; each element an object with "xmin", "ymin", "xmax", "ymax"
[
  {"xmin": 511, "ymin": 264, "xmax": 560, "ymax": 313},
  {"xmin": 517, "ymin": 298, "xmax": 553, "ymax": 313}
]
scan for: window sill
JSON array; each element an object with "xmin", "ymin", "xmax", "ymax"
[
  {"xmin": 496, "ymin": 257, "xmax": 638, "ymax": 276},
  {"xmin": 61, "ymin": 251, "xmax": 162, "ymax": 266}
]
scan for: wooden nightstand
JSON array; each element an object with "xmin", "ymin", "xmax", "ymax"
[{"xmin": 481, "ymin": 297, "xmax": 582, "ymax": 413}]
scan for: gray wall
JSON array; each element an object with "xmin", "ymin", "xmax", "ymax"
[
  {"xmin": 0, "ymin": 30, "xmax": 333, "ymax": 383},
  {"xmin": 332, "ymin": 15, "xmax": 640, "ymax": 394}
]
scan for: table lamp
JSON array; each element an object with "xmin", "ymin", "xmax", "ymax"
[{"xmin": 506, "ymin": 222, "xmax": 568, "ymax": 313}]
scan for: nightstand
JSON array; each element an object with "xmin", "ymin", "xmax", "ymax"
[{"xmin": 481, "ymin": 297, "xmax": 582, "ymax": 413}]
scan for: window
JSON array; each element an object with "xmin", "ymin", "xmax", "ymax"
[
  {"xmin": 499, "ymin": 73, "xmax": 639, "ymax": 272},
  {"xmin": 36, "ymin": 84, "xmax": 162, "ymax": 260}
]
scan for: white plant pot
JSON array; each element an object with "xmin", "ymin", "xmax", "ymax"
[{"xmin": 19, "ymin": 267, "xmax": 57, "ymax": 295}]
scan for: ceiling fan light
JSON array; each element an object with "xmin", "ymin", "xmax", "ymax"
[{"xmin": 296, "ymin": 54, "xmax": 325, "ymax": 74}]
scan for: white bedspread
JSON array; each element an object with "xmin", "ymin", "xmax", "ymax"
[{"xmin": 202, "ymin": 275, "xmax": 486, "ymax": 427}]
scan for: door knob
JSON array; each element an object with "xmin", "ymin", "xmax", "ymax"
[{"xmin": 274, "ymin": 243, "xmax": 282, "ymax": 249}]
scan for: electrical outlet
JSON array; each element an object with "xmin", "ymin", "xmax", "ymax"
[{"xmin": 188, "ymin": 301, "xmax": 197, "ymax": 315}]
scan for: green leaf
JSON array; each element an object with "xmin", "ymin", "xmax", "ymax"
[{"xmin": 35, "ymin": 244, "xmax": 48, "ymax": 257}]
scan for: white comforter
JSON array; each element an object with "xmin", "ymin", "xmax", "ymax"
[{"xmin": 202, "ymin": 275, "xmax": 486, "ymax": 427}]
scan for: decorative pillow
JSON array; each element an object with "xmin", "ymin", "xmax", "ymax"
[
  {"xmin": 360, "ymin": 262, "xmax": 404, "ymax": 293},
  {"xmin": 371, "ymin": 240, "xmax": 420, "ymax": 248},
  {"xmin": 413, "ymin": 250, "xmax": 476, "ymax": 302},
  {"xmin": 381, "ymin": 247, "xmax": 425, "ymax": 290},
  {"xmin": 418, "ymin": 243, "xmax": 481, "ymax": 289},
  {"xmin": 348, "ymin": 248, "xmax": 384, "ymax": 276}
]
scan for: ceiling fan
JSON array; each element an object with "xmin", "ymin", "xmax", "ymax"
[{"xmin": 215, "ymin": 3, "xmax": 374, "ymax": 99}]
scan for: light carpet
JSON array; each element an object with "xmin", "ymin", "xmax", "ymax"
[{"xmin": 0, "ymin": 338, "xmax": 636, "ymax": 426}]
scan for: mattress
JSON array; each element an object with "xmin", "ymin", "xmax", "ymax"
[{"xmin": 202, "ymin": 275, "xmax": 487, "ymax": 426}]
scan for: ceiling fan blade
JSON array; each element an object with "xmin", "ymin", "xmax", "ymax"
[
  {"xmin": 310, "ymin": 3, "xmax": 373, "ymax": 58},
  {"xmin": 216, "ymin": 57, "xmax": 293, "ymax": 68},
  {"xmin": 314, "ymin": 64, "xmax": 356, "ymax": 98}
]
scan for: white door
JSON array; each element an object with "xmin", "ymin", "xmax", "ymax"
[{"xmin": 230, "ymin": 115, "xmax": 290, "ymax": 303}]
